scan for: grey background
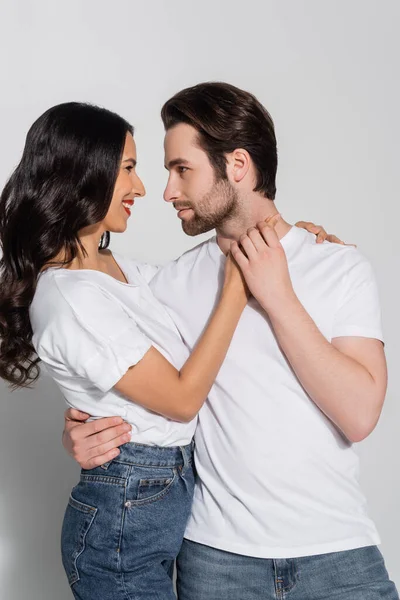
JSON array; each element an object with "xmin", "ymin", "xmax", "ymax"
[{"xmin": 0, "ymin": 1, "xmax": 399, "ymax": 597}]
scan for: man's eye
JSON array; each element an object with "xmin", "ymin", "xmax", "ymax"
[{"xmin": 178, "ymin": 166, "xmax": 188, "ymax": 174}]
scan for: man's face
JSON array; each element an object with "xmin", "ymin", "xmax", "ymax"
[{"xmin": 163, "ymin": 123, "xmax": 239, "ymax": 236}]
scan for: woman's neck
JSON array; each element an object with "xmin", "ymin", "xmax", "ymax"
[{"xmin": 68, "ymin": 231, "xmax": 104, "ymax": 270}]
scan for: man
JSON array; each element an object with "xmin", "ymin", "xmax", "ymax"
[{"xmin": 63, "ymin": 82, "xmax": 398, "ymax": 599}]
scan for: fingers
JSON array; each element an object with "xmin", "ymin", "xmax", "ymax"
[
  {"xmin": 89, "ymin": 416, "xmax": 125, "ymax": 434},
  {"xmin": 316, "ymin": 228, "xmax": 328, "ymax": 244},
  {"xmin": 81, "ymin": 448, "xmax": 121, "ymax": 470},
  {"xmin": 265, "ymin": 213, "xmax": 282, "ymax": 229},
  {"xmin": 326, "ymin": 234, "xmax": 345, "ymax": 245},
  {"xmin": 295, "ymin": 220, "xmax": 325, "ymax": 241},
  {"xmin": 246, "ymin": 227, "xmax": 265, "ymax": 252},
  {"xmin": 238, "ymin": 232, "xmax": 259, "ymax": 260},
  {"xmin": 231, "ymin": 213, "xmax": 282, "ymax": 263},
  {"xmin": 84, "ymin": 431, "xmax": 130, "ymax": 462},
  {"xmin": 230, "ymin": 241, "xmax": 248, "ymax": 269},
  {"xmin": 68, "ymin": 424, "xmax": 132, "ymax": 468},
  {"xmin": 85, "ymin": 422, "xmax": 132, "ymax": 451},
  {"xmin": 295, "ymin": 220, "xmax": 317, "ymax": 232},
  {"xmin": 295, "ymin": 221, "xmax": 349, "ymax": 246},
  {"xmin": 67, "ymin": 416, "xmax": 125, "ymax": 441},
  {"xmin": 305, "ymin": 224, "xmax": 325, "ymax": 243},
  {"xmin": 295, "ymin": 220, "xmax": 330, "ymax": 239},
  {"xmin": 257, "ymin": 219, "xmax": 281, "ymax": 248},
  {"xmin": 65, "ymin": 407, "xmax": 90, "ymax": 422}
]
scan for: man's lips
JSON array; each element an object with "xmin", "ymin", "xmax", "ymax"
[{"xmin": 176, "ymin": 207, "xmax": 193, "ymax": 219}]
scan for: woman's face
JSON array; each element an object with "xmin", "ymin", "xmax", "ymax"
[{"xmin": 102, "ymin": 132, "xmax": 145, "ymax": 233}]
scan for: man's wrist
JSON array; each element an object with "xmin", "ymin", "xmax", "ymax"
[{"xmin": 261, "ymin": 289, "xmax": 300, "ymax": 321}]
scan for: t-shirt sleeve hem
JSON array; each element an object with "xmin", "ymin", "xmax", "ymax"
[
  {"xmin": 331, "ymin": 327, "xmax": 384, "ymax": 343},
  {"xmin": 82, "ymin": 328, "xmax": 153, "ymax": 393}
]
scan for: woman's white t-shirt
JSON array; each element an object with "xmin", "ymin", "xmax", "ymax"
[{"xmin": 29, "ymin": 253, "xmax": 195, "ymax": 447}]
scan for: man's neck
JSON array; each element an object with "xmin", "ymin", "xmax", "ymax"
[{"xmin": 216, "ymin": 199, "xmax": 292, "ymax": 255}]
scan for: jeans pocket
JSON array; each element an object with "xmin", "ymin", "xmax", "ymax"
[
  {"xmin": 61, "ymin": 494, "xmax": 97, "ymax": 586},
  {"xmin": 131, "ymin": 467, "xmax": 177, "ymax": 505}
]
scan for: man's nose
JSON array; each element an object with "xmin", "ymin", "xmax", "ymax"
[{"xmin": 163, "ymin": 180, "xmax": 179, "ymax": 203}]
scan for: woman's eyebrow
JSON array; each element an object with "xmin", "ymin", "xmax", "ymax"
[{"xmin": 123, "ymin": 158, "xmax": 137, "ymax": 166}]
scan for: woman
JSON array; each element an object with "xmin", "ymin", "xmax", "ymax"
[{"xmin": 0, "ymin": 102, "xmax": 252, "ymax": 599}]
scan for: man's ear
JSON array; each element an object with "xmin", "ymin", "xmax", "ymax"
[{"xmin": 226, "ymin": 148, "xmax": 251, "ymax": 184}]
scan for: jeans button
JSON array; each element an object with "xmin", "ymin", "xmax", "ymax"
[{"xmin": 125, "ymin": 501, "xmax": 132, "ymax": 508}]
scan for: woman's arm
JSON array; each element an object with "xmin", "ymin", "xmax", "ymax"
[{"xmin": 114, "ymin": 253, "xmax": 248, "ymax": 423}]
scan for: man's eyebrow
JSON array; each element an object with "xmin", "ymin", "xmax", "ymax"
[
  {"xmin": 164, "ymin": 158, "xmax": 190, "ymax": 170},
  {"xmin": 123, "ymin": 158, "xmax": 137, "ymax": 166}
]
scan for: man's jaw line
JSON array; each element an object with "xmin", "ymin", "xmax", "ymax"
[{"xmin": 215, "ymin": 203, "xmax": 292, "ymax": 254}]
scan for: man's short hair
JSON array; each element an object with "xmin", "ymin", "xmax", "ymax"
[{"xmin": 161, "ymin": 82, "xmax": 277, "ymax": 200}]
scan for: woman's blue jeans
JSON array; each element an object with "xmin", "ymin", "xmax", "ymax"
[{"xmin": 61, "ymin": 441, "xmax": 194, "ymax": 599}]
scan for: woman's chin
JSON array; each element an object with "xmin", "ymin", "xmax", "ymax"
[{"xmin": 107, "ymin": 222, "xmax": 128, "ymax": 234}]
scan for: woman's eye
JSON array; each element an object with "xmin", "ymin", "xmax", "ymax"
[{"xmin": 125, "ymin": 166, "xmax": 133, "ymax": 173}]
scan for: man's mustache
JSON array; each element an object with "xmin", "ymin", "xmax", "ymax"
[{"xmin": 173, "ymin": 202, "xmax": 194, "ymax": 211}]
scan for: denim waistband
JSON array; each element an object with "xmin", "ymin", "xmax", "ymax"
[{"xmin": 114, "ymin": 440, "xmax": 194, "ymax": 468}]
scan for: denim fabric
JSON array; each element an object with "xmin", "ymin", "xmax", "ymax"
[
  {"xmin": 177, "ymin": 539, "xmax": 399, "ymax": 600},
  {"xmin": 61, "ymin": 441, "xmax": 194, "ymax": 599}
]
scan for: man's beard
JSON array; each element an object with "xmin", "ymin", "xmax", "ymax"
[{"xmin": 178, "ymin": 179, "xmax": 240, "ymax": 237}]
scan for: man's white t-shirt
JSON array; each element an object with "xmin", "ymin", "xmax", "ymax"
[
  {"xmin": 149, "ymin": 226, "xmax": 383, "ymax": 558},
  {"xmin": 30, "ymin": 253, "xmax": 195, "ymax": 447}
]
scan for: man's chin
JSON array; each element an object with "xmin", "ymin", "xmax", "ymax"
[{"xmin": 181, "ymin": 220, "xmax": 215, "ymax": 236}]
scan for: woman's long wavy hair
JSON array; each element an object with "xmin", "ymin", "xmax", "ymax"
[{"xmin": 0, "ymin": 102, "xmax": 133, "ymax": 388}]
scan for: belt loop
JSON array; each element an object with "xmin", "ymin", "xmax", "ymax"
[
  {"xmin": 100, "ymin": 460, "xmax": 112, "ymax": 470},
  {"xmin": 179, "ymin": 445, "xmax": 190, "ymax": 475}
]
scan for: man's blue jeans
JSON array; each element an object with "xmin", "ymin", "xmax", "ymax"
[{"xmin": 177, "ymin": 539, "xmax": 399, "ymax": 599}]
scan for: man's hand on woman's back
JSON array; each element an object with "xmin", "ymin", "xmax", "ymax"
[{"xmin": 63, "ymin": 408, "xmax": 132, "ymax": 469}]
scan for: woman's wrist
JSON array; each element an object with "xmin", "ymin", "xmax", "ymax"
[{"xmin": 220, "ymin": 286, "xmax": 248, "ymax": 312}]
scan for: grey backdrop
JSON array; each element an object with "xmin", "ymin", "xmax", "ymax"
[{"xmin": 0, "ymin": 1, "xmax": 399, "ymax": 597}]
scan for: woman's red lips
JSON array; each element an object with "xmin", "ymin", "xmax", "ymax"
[{"xmin": 122, "ymin": 199, "xmax": 134, "ymax": 216}]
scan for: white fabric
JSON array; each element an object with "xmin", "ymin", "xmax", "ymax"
[
  {"xmin": 30, "ymin": 254, "xmax": 195, "ymax": 447},
  {"xmin": 150, "ymin": 226, "xmax": 383, "ymax": 558}
]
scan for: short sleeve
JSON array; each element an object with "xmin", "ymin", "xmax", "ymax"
[
  {"xmin": 35, "ymin": 279, "xmax": 153, "ymax": 392},
  {"xmin": 111, "ymin": 252, "xmax": 161, "ymax": 284},
  {"xmin": 136, "ymin": 262, "xmax": 161, "ymax": 283},
  {"xmin": 332, "ymin": 250, "xmax": 384, "ymax": 342}
]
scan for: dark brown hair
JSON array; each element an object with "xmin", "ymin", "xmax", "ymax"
[
  {"xmin": 161, "ymin": 82, "xmax": 277, "ymax": 200},
  {"xmin": 0, "ymin": 102, "xmax": 133, "ymax": 388}
]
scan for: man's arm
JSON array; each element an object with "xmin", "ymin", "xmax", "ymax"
[
  {"xmin": 63, "ymin": 409, "xmax": 132, "ymax": 469},
  {"xmin": 231, "ymin": 220, "xmax": 387, "ymax": 443},
  {"xmin": 260, "ymin": 297, "xmax": 386, "ymax": 442}
]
